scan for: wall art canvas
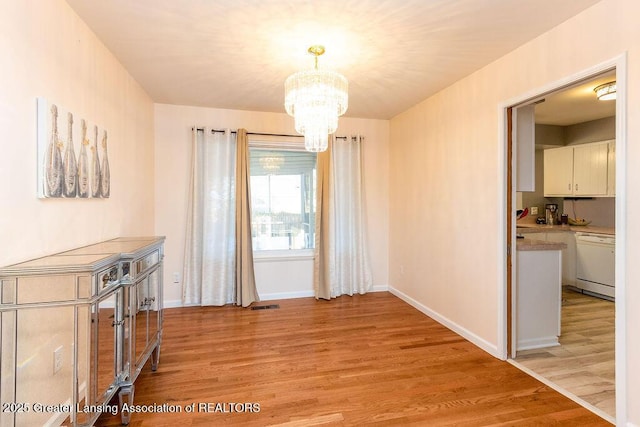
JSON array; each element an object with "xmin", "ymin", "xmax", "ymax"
[{"xmin": 37, "ymin": 98, "xmax": 110, "ymax": 199}]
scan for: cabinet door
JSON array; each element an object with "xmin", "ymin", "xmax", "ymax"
[
  {"xmin": 147, "ymin": 268, "xmax": 160, "ymax": 344},
  {"xmin": 121, "ymin": 285, "xmax": 131, "ymax": 379},
  {"xmin": 573, "ymin": 143, "xmax": 608, "ymax": 196},
  {"xmin": 134, "ymin": 278, "xmax": 149, "ymax": 370},
  {"xmin": 92, "ymin": 292, "xmax": 118, "ymax": 406},
  {"xmin": 544, "ymin": 147, "xmax": 574, "ymax": 196},
  {"xmin": 608, "ymin": 141, "xmax": 616, "ymax": 196}
]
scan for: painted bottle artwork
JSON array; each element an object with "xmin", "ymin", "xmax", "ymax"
[
  {"xmin": 77, "ymin": 119, "xmax": 90, "ymax": 198},
  {"xmin": 100, "ymin": 130, "xmax": 110, "ymax": 198},
  {"xmin": 62, "ymin": 112, "xmax": 78, "ymax": 197},
  {"xmin": 91, "ymin": 124, "xmax": 101, "ymax": 198},
  {"xmin": 45, "ymin": 104, "xmax": 63, "ymax": 197}
]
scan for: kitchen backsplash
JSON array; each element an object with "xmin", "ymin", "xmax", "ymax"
[
  {"xmin": 560, "ymin": 198, "xmax": 615, "ymax": 228},
  {"xmin": 518, "ymin": 197, "xmax": 615, "ymax": 228}
]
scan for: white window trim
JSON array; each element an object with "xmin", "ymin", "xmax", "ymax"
[{"xmin": 253, "ymin": 249, "xmax": 315, "ymax": 262}]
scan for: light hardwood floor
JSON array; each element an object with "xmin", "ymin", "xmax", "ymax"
[
  {"xmin": 96, "ymin": 292, "xmax": 610, "ymax": 426},
  {"xmin": 515, "ymin": 288, "xmax": 615, "ymax": 419}
]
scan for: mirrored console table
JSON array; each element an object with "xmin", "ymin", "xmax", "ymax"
[{"xmin": 0, "ymin": 236, "xmax": 165, "ymax": 426}]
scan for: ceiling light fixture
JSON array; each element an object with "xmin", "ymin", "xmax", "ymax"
[
  {"xmin": 284, "ymin": 45, "xmax": 348, "ymax": 152},
  {"xmin": 594, "ymin": 81, "xmax": 616, "ymax": 101}
]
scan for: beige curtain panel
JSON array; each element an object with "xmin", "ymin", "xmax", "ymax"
[
  {"xmin": 235, "ymin": 129, "xmax": 260, "ymax": 307},
  {"xmin": 314, "ymin": 137, "xmax": 332, "ymax": 300}
]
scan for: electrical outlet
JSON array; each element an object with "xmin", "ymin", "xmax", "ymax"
[
  {"xmin": 172, "ymin": 272, "xmax": 180, "ymax": 283},
  {"xmin": 531, "ymin": 206, "xmax": 539, "ymax": 215},
  {"xmin": 53, "ymin": 346, "xmax": 63, "ymax": 374}
]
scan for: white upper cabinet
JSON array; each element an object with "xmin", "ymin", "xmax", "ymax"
[
  {"xmin": 573, "ymin": 142, "xmax": 609, "ymax": 196},
  {"xmin": 608, "ymin": 140, "xmax": 616, "ymax": 196},
  {"xmin": 544, "ymin": 146, "xmax": 574, "ymax": 196},
  {"xmin": 544, "ymin": 140, "xmax": 614, "ymax": 197}
]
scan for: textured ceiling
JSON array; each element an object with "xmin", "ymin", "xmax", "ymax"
[
  {"xmin": 535, "ymin": 70, "xmax": 616, "ymax": 126},
  {"xmin": 65, "ymin": 0, "xmax": 603, "ymax": 120}
]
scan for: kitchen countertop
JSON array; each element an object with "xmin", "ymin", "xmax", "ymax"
[
  {"xmin": 516, "ymin": 238, "xmax": 567, "ymax": 251},
  {"xmin": 516, "ymin": 222, "xmax": 615, "ymax": 235}
]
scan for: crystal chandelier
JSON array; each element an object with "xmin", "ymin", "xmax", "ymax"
[{"xmin": 284, "ymin": 45, "xmax": 348, "ymax": 152}]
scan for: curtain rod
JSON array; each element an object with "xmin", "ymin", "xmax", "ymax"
[
  {"xmin": 192, "ymin": 127, "xmax": 357, "ymax": 140},
  {"xmin": 193, "ymin": 128, "xmax": 298, "ymax": 138}
]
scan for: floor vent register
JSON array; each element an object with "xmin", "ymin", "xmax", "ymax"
[{"xmin": 251, "ymin": 304, "xmax": 280, "ymax": 310}]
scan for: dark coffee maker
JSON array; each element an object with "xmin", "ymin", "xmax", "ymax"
[{"xmin": 545, "ymin": 204, "xmax": 558, "ymax": 225}]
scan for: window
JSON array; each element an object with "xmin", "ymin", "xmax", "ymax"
[{"xmin": 249, "ymin": 148, "xmax": 316, "ymax": 251}]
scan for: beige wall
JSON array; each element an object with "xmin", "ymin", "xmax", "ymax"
[
  {"xmin": 389, "ymin": 0, "xmax": 639, "ymax": 423},
  {"xmin": 535, "ymin": 116, "xmax": 616, "ymax": 148},
  {"xmin": 0, "ymin": 0, "xmax": 155, "ymax": 267},
  {"xmin": 535, "ymin": 124, "xmax": 564, "ymax": 147},
  {"xmin": 0, "ymin": 0, "xmax": 154, "ymax": 421},
  {"xmin": 566, "ymin": 116, "xmax": 616, "ymax": 145},
  {"xmin": 154, "ymin": 104, "xmax": 389, "ymax": 305}
]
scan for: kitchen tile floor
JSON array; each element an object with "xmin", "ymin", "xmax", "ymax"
[{"xmin": 515, "ymin": 288, "xmax": 615, "ymax": 418}]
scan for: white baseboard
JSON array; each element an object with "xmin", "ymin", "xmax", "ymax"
[
  {"xmin": 165, "ymin": 285, "xmax": 389, "ymax": 307},
  {"xmin": 163, "ymin": 299, "xmax": 184, "ymax": 308},
  {"xmin": 164, "ymin": 292, "xmax": 317, "ymax": 307},
  {"xmin": 259, "ymin": 284, "xmax": 389, "ymax": 301},
  {"xmin": 517, "ymin": 337, "xmax": 559, "ymax": 351},
  {"xmin": 388, "ymin": 286, "xmax": 500, "ymax": 358},
  {"xmin": 259, "ymin": 290, "xmax": 315, "ymax": 301}
]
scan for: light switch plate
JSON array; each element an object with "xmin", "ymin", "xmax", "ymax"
[
  {"xmin": 53, "ymin": 346, "xmax": 63, "ymax": 374},
  {"xmin": 531, "ymin": 206, "xmax": 538, "ymax": 215}
]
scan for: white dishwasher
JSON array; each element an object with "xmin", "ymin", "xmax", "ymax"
[{"xmin": 575, "ymin": 232, "xmax": 615, "ymax": 300}]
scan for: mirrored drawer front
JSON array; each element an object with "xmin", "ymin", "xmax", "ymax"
[
  {"xmin": 134, "ymin": 250, "xmax": 160, "ymax": 276},
  {"xmin": 3, "ymin": 275, "xmax": 78, "ymax": 304}
]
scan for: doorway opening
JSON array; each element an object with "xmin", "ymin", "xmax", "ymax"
[{"xmin": 502, "ymin": 58, "xmax": 626, "ymax": 425}]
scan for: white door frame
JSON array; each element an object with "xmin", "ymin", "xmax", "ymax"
[{"xmin": 497, "ymin": 53, "xmax": 627, "ymax": 424}]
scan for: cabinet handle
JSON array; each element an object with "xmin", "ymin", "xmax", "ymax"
[
  {"xmin": 568, "ymin": 183, "xmax": 571, "ymax": 191},
  {"xmin": 575, "ymin": 183, "xmax": 579, "ymax": 191},
  {"xmin": 139, "ymin": 297, "xmax": 155, "ymax": 309}
]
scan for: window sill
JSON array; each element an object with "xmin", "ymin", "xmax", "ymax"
[{"xmin": 253, "ymin": 249, "xmax": 315, "ymax": 262}]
